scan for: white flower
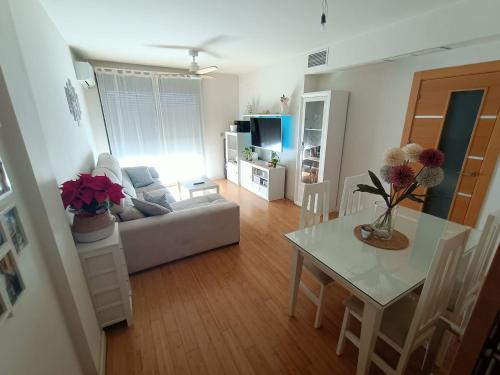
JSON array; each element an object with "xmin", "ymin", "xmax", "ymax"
[
  {"xmin": 380, "ymin": 165, "xmax": 392, "ymax": 183},
  {"xmin": 417, "ymin": 167, "xmax": 444, "ymax": 188},
  {"xmin": 402, "ymin": 143, "xmax": 423, "ymax": 162},
  {"xmin": 383, "ymin": 147, "xmax": 405, "ymax": 166}
]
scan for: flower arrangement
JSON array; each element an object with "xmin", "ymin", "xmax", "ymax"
[
  {"xmin": 270, "ymin": 152, "xmax": 280, "ymax": 168},
  {"xmin": 61, "ymin": 173, "xmax": 125, "ymax": 215},
  {"xmin": 356, "ymin": 143, "xmax": 445, "ymax": 239}
]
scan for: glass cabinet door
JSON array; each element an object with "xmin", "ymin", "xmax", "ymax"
[{"xmin": 300, "ymin": 100, "xmax": 325, "ymax": 183}]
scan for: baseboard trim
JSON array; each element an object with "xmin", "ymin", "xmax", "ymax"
[{"xmin": 99, "ymin": 330, "xmax": 107, "ymax": 375}]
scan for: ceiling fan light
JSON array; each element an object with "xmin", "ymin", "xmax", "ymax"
[{"xmin": 196, "ymin": 66, "xmax": 218, "ymax": 75}]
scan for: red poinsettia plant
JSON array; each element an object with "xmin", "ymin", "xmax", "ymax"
[{"xmin": 60, "ymin": 174, "xmax": 125, "ymax": 215}]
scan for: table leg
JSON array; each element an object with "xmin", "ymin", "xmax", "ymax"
[
  {"xmin": 216, "ymin": 186, "xmax": 220, "ymax": 194},
  {"xmin": 357, "ymin": 302, "xmax": 383, "ymax": 375},
  {"xmin": 189, "ymin": 190, "xmax": 193, "ymax": 198},
  {"xmin": 288, "ymin": 246, "xmax": 303, "ymax": 317},
  {"xmin": 177, "ymin": 182, "xmax": 182, "ymax": 199}
]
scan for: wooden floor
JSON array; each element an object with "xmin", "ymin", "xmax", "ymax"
[{"xmin": 105, "ymin": 180, "xmax": 448, "ymax": 374}]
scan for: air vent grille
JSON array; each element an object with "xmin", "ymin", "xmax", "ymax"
[{"xmin": 307, "ymin": 49, "xmax": 328, "ymax": 68}]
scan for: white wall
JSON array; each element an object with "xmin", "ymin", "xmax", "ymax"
[
  {"xmin": 240, "ymin": 39, "xmax": 500, "ymax": 225},
  {"xmin": 0, "ymin": 0, "xmax": 102, "ymax": 373},
  {"xmin": 201, "ymin": 73, "xmax": 239, "ymax": 178},
  {"xmin": 238, "ymin": 55, "xmax": 306, "ymax": 200},
  {"xmin": 82, "ymin": 61, "xmax": 239, "ymax": 179}
]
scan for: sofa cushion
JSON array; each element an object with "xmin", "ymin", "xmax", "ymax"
[
  {"xmin": 134, "ymin": 181, "xmax": 166, "ymax": 199},
  {"xmin": 170, "ymin": 194, "xmax": 227, "ymax": 211},
  {"xmin": 125, "ymin": 166, "xmax": 154, "ymax": 188},
  {"xmin": 96, "ymin": 153, "xmax": 122, "ymax": 182},
  {"xmin": 92, "ymin": 166, "xmax": 121, "ymax": 185},
  {"xmin": 148, "ymin": 167, "xmax": 160, "ymax": 179},
  {"xmin": 144, "ymin": 190, "xmax": 174, "ymax": 211},
  {"xmin": 121, "ymin": 170, "xmax": 137, "ymax": 198},
  {"xmin": 132, "ymin": 198, "xmax": 170, "ymax": 216}
]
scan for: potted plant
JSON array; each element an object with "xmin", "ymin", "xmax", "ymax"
[
  {"xmin": 242, "ymin": 147, "xmax": 253, "ymax": 161},
  {"xmin": 61, "ymin": 173, "xmax": 125, "ymax": 242},
  {"xmin": 355, "ymin": 144, "xmax": 445, "ymax": 240},
  {"xmin": 270, "ymin": 152, "xmax": 280, "ymax": 168}
]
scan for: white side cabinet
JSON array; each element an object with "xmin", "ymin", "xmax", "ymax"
[
  {"xmin": 76, "ymin": 224, "xmax": 133, "ymax": 328},
  {"xmin": 240, "ymin": 160, "xmax": 286, "ymax": 201},
  {"xmin": 225, "ymin": 131, "xmax": 251, "ymax": 185}
]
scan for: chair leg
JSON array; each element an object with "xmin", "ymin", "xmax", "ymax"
[
  {"xmin": 314, "ymin": 284, "xmax": 326, "ymax": 328},
  {"xmin": 336, "ymin": 307, "xmax": 351, "ymax": 355}
]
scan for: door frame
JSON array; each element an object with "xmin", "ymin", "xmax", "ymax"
[
  {"xmin": 400, "ymin": 60, "xmax": 500, "ymax": 226},
  {"xmin": 294, "ymin": 90, "xmax": 331, "ymax": 206}
]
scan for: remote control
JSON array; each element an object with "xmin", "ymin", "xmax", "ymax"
[{"xmin": 193, "ymin": 181, "xmax": 205, "ymax": 185}]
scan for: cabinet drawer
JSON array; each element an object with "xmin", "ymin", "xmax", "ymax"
[
  {"xmin": 88, "ymin": 270, "xmax": 119, "ymax": 291},
  {"xmin": 93, "ymin": 287, "xmax": 123, "ymax": 308},
  {"xmin": 97, "ymin": 303, "xmax": 126, "ymax": 327},
  {"xmin": 82, "ymin": 252, "xmax": 115, "ymax": 274}
]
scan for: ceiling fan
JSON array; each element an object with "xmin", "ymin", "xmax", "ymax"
[{"xmin": 187, "ymin": 49, "xmax": 217, "ymax": 78}]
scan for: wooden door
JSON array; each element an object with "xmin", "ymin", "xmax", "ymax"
[{"xmin": 401, "ymin": 61, "xmax": 500, "ymax": 226}]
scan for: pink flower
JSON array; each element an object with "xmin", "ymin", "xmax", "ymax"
[
  {"xmin": 389, "ymin": 165, "xmax": 415, "ymax": 188},
  {"xmin": 419, "ymin": 149, "xmax": 444, "ymax": 167}
]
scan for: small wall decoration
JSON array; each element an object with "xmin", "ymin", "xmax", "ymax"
[
  {"xmin": 64, "ymin": 78, "xmax": 82, "ymax": 125},
  {"xmin": 0, "ymin": 251, "xmax": 24, "ymax": 305},
  {"xmin": 3, "ymin": 207, "xmax": 27, "ymax": 253},
  {"xmin": 0, "ymin": 159, "xmax": 11, "ymax": 199}
]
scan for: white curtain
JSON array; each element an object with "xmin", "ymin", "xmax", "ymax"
[{"xmin": 96, "ymin": 69, "xmax": 205, "ymax": 183}]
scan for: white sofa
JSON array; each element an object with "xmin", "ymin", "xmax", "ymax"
[{"xmin": 92, "ymin": 153, "xmax": 240, "ymax": 273}]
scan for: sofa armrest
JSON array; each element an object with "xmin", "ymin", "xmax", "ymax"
[{"xmin": 118, "ymin": 201, "xmax": 240, "ymax": 273}]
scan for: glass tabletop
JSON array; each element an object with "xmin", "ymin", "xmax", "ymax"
[{"xmin": 285, "ymin": 207, "xmax": 476, "ymax": 307}]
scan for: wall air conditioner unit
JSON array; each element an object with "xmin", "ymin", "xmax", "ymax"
[
  {"xmin": 74, "ymin": 61, "xmax": 96, "ymax": 88},
  {"xmin": 306, "ymin": 48, "xmax": 329, "ymax": 70}
]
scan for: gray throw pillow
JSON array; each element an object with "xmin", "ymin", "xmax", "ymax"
[
  {"xmin": 132, "ymin": 198, "xmax": 170, "ymax": 216},
  {"xmin": 124, "ymin": 167, "xmax": 153, "ymax": 188},
  {"xmin": 144, "ymin": 190, "xmax": 174, "ymax": 211},
  {"xmin": 148, "ymin": 167, "xmax": 160, "ymax": 179}
]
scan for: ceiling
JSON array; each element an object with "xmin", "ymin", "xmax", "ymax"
[{"xmin": 40, "ymin": 0, "xmax": 460, "ymax": 74}]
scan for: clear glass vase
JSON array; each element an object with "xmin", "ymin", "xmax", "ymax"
[{"xmin": 371, "ymin": 201, "xmax": 398, "ymax": 240}]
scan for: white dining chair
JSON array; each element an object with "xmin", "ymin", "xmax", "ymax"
[
  {"xmin": 338, "ymin": 173, "xmax": 368, "ymax": 217},
  {"xmin": 299, "ymin": 181, "xmax": 333, "ymax": 328},
  {"xmin": 336, "ymin": 228, "xmax": 470, "ymax": 375},
  {"xmin": 428, "ymin": 210, "xmax": 500, "ymax": 368}
]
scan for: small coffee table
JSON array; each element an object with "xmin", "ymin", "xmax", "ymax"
[{"xmin": 178, "ymin": 176, "xmax": 220, "ymax": 199}]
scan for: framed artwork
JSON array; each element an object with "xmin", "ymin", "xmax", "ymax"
[
  {"xmin": 2, "ymin": 207, "xmax": 27, "ymax": 253},
  {"xmin": 0, "ymin": 251, "xmax": 24, "ymax": 306},
  {"xmin": 64, "ymin": 79, "xmax": 82, "ymax": 125},
  {"xmin": 0, "ymin": 159, "xmax": 11, "ymax": 199}
]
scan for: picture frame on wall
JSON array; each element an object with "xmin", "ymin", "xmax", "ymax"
[
  {"xmin": 0, "ymin": 158, "xmax": 11, "ymax": 200},
  {"xmin": 0, "ymin": 250, "xmax": 24, "ymax": 306},
  {"xmin": 2, "ymin": 207, "xmax": 27, "ymax": 253}
]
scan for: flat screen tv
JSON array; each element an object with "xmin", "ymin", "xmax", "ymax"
[{"xmin": 250, "ymin": 117, "xmax": 282, "ymax": 152}]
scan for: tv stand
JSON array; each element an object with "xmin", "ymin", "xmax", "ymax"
[{"xmin": 240, "ymin": 160, "xmax": 285, "ymax": 201}]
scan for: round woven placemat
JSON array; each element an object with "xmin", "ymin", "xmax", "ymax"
[{"xmin": 353, "ymin": 225, "xmax": 409, "ymax": 250}]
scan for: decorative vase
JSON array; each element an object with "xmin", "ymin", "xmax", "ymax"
[
  {"xmin": 280, "ymin": 101, "xmax": 288, "ymax": 115},
  {"xmin": 371, "ymin": 201, "xmax": 398, "ymax": 240},
  {"xmin": 72, "ymin": 210, "xmax": 115, "ymax": 243}
]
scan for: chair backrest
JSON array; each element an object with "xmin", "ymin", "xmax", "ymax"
[
  {"xmin": 338, "ymin": 174, "xmax": 368, "ymax": 217},
  {"xmin": 454, "ymin": 210, "xmax": 500, "ymax": 323},
  {"xmin": 300, "ymin": 181, "xmax": 330, "ymax": 229},
  {"xmin": 404, "ymin": 227, "xmax": 470, "ymax": 349}
]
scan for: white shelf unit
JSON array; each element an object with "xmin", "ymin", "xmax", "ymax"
[
  {"xmin": 240, "ymin": 160, "xmax": 286, "ymax": 201},
  {"xmin": 76, "ymin": 224, "xmax": 133, "ymax": 328},
  {"xmin": 225, "ymin": 131, "xmax": 251, "ymax": 185}
]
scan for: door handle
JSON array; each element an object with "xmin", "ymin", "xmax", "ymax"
[{"xmin": 459, "ymin": 171, "xmax": 480, "ymax": 177}]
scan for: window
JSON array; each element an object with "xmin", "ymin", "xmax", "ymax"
[{"xmin": 96, "ymin": 68, "xmax": 205, "ymax": 183}]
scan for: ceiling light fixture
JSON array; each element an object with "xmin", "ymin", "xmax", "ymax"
[{"xmin": 321, "ymin": 0, "xmax": 328, "ymax": 29}]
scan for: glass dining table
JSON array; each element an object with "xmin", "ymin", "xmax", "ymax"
[{"xmin": 285, "ymin": 206, "xmax": 478, "ymax": 375}]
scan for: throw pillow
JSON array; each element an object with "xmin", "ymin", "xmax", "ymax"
[
  {"xmin": 132, "ymin": 198, "xmax": 170, "ymax": 216},
  {"xmin": 119, "ymin": 206, "xmax": 145, "ymax": 221},
  {"xmin": 124, "ymin": 166, "xmax": 154, "ymax": 188},
  {"xmin": 144, "ymin": 190, "xmax": 174, "ymax": 211},
  {"xmin": 148, "ymin": 167, "xmax": 160, "ymax": 179}
]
